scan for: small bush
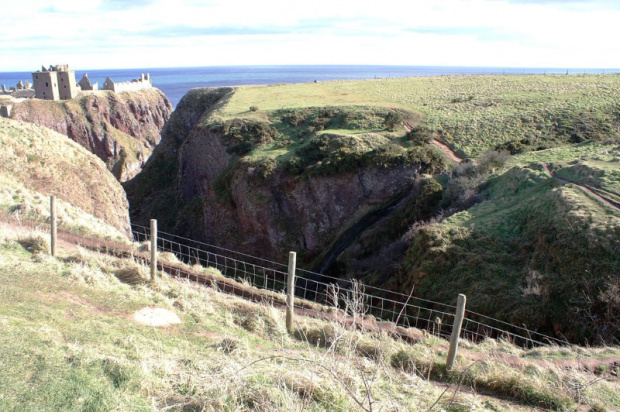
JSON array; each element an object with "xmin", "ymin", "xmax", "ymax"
[
  {"xmin": 158, "ymin": 251, "xmax": 181, "ymax": 264},
  {"xmin": 294, "ymin": 323, "xmax": 343, "ymax": 349},
  {"xmin": 476, "ymin": 150, "xmax": 511, "ymax": 174},
  {"xmin": 211, "ymin": 119, "xmax": 279, "ymax": 157},
  {"xmin": 406, "ymin": 127, "xmax": 435, "ymax": 145},
  {"xmin": 390, "ymin": 349, "xmax": 418, "ymax": 373},
  {"xmin": 355, "ymin": 339, "xmax": 387, "ymax": 361},
  {"xmin": 101, "ymin": 357, "xmax": 141, "ymax": 389},
  {"xmin": 383, "ymin": 111, "xmax": 403, "ymax": 131},
  {"xmin": 282, "ymin": 372, "xmax": 334, "ymax": 404},
  {"xmin": 216, "ymin": 337, "xmax": 244, "ymax": 354},
  {"xmin": 249, "ymin": 105, "xmax": 259, "ymax": 112},
  {"xmin": 450, "ymin": 95, "xmax": 474, "ymax": 103},
  {"xmin": 18, "ymin": 234, "xmax": 49, "ymax": 254}
]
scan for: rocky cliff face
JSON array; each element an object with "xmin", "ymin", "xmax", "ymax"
[
  {"xmin": 125, "ymin": 88, "xmax": 445, "ymax": 270},
  {"xmin": 10, "ymin": 89, "xmax": 172, "ymax": 181},
  {"xmin": 180, "ymin": 132, "xmax": 423, "ymax": 262}
]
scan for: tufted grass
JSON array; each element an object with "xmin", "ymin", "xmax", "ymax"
[{"xmin": 1, "ymin": 221, "xmax": 619, "ymax": 411}]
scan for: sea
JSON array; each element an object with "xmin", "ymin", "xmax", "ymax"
[{"xmin": 2, "ymin": 65, "xmax": 619, "ymax": 108}]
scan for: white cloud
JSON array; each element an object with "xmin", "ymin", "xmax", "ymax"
[{"xmin": 0, "ymin": 0, "xmax": 619, "ymax": 70}]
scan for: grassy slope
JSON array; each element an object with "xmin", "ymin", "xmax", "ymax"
[
  {"xmin": 0, "ymin": 117, "xmax": 130, "ymax": 239},
  {"xmin": 1, "ymin": 223, "xmax": 619, "ymax": 411},
  {"xmin": 400, "ymin": 143, "xmax": 620, "ymax": 343},
  {"xmin": 205, "ymin": 76, "xmax": 620, "ymax": 343}
]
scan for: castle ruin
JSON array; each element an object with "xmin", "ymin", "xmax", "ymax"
[
  {"xmin": 32, "ymin": 64, "xmax": 78, "ymax": 100},
  {"xmin": 2, "ymin": 65, "xmax": 153, "ymax": 103},
  {"xmin": 102, "ymin": 73, "xmax": 152, "ymax": 93},
  {"xmin": 78, "ymin": 73, "xmax": 98, "ymax": 91},
  {"xmin": 1, "ymin": 80, "xmax": 35, "ymax": 98}
]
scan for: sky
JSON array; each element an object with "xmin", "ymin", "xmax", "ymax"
[{"xmin": 1, "ymin": 0, "xmax": 619, "ymax": 71}]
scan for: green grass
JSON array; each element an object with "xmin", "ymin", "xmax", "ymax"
[
  {"xmin": 399, "ymin": 148, "xmax": 620, "ymax": 343},
  {"xmin": 126, "ymin": 77, "xmax": 620, "ymax": 347},
  {"xmin": 215, "ymin": 74, "xmax": 620, "ymax": 158}
]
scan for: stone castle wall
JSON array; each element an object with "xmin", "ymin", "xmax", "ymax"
[{"xmin": 102, "ymin": 73, "xmax": 152, "ymax": 93}]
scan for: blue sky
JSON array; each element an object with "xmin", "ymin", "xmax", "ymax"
[{"xmin": 1, "ymin": 0, "xmax": 619, "ymax": 70}]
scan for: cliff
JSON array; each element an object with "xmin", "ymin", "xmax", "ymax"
[
  {"xmin": 125, "ymin": 87, "xmax": 445, "ymax": 267},
  {"xmin": 10, "ymin": 88, "xmax": 172, "ymax": 181},
  {"xmin": 0, "ymin": 117, "xmax": 131, "ymax": 237}
]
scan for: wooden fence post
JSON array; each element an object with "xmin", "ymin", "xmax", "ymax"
[
  {"xmin": 446, "ymin": 293, "xmax": 467, "ymax": 371},
  {"xmin": 50, "ymin": 196, "xmax": 57, "ymax": 257},
  {"xmin": 150, "ymin": 219, "xmax": 157, "ymax": 284},
  {"xmin": 286, "ymin": 251, "xmax": 297, "ymax": 333}
]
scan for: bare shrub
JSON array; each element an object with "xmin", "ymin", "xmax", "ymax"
[{"xmin": 476, "ymin": 149, "xmax": 511, "ymax": 174}]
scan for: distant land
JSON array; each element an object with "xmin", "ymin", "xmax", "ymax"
[{"xmin": 2, "ymin": 65, "xmax": 620, "ymax": 108}]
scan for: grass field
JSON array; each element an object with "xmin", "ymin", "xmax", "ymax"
[
  {"xmin": 1, "ymin": 221, "xmax": 619, "ymax": 411},
  {"xmin": 213, "ymin": 74, "xmax": 620, "ymax": 158}
]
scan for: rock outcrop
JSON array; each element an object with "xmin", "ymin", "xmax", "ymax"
[{"xmin": 10, "ymin": 88, "xmax": 172, "ymax": 181}]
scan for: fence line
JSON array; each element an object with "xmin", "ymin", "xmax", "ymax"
[{"xmin": 131, "ymin": 223, "xmax": 568, "ymax": 348}]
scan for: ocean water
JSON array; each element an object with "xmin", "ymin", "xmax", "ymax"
[{"xmin": 2, "ymin": 65, "xmax": 619, "ymax": 108}]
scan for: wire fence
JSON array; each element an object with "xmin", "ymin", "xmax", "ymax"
[{"xmin": 132, "ymin": 223, "xmax": 568, "ymax": 348}]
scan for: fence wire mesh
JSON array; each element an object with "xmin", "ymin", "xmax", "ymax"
[{"xmin": 132, "ymin": 224, "xmax": 567, "ymax": 348}]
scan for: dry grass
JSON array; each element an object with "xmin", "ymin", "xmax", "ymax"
[
  {"xmin": 0, "ymin": 117, "xmax": 131, "ymax": 236},
  {"xmin": 1, "ymin": 222, "xmax": 619, "ymax": 411}
]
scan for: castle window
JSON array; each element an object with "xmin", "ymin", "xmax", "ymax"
[{"xmin": 46, "ymin": 82, "xmax": 49, "ymax": 87}]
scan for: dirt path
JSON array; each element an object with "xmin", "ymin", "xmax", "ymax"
[
  {"xmin": 432, "ymin": 139, "xmax": 463, "ymax": 163},
  {"xmin": 403, "ymin": 122, "xmax": 463, "ymax": 163},
  {"xmin": 543, "ymin": 163, "xmax": 620, "ymax": 211}
]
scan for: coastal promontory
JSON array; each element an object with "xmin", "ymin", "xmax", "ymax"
[{"xmin": 9, "ymin": 88, "xmax": 172, "ymax": 181}]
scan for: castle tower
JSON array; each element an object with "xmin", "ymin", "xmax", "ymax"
[
  {"xmin": 31, "ymin": 64, "xmax": 77, "ymax": 100},
  {"xmin": 58, "ymin": 69, "xmax": 78, "ymax": 100},
  {"xmin": 32, "ymin": 70, "xmax": 60, "ymax": 100}
]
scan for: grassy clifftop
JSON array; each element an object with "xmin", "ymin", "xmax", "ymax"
[
  {"xmin": 127, "ymin": 76, "xmax": 620, "ymax": 344},
  {"xmin": 215, "ymin": 74, "xmax": 620, "ymax": 158}
]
